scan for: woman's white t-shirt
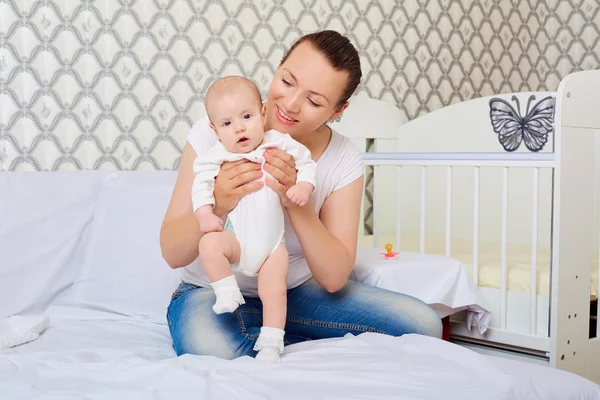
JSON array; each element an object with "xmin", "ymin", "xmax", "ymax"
[{"xmin": 182, "ymin": 116, "xmax": 364, "ymax": 297}]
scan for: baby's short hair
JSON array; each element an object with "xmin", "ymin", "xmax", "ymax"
[{"xmin": 205, "ymin": 76, "xmax": 262, "ymax": 117}]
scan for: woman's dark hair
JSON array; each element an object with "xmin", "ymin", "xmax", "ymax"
[{"xmin": 280, "ymin": 30, "xmax": 362, "ymax": 108}]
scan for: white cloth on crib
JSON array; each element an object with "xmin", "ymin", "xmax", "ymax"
[
  {"xmin": 0, "ymin": 315, "xmax": 50, "ymax": 349},
  {"xmin": 352, "ymin": 247, "xmax": 492, "ymax": 332},
  {"xmin": 191, "ymin": 129, "xmax": 317, "ymax": 276}
]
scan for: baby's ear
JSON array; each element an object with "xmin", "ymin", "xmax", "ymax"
[
  {"xmin": 208, "ymin": 122, "xmax": 217, "ymax": 133},
  {"xmin": 261, "ymin": 104, "xmax": 267, "ymax": 125}
]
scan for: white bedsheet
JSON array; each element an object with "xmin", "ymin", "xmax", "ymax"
[{"xmin": 1, "ymin": 306, "xmax": 598, "ymax": 400}]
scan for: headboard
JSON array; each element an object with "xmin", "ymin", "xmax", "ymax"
[
  {"xmin": 328, "ymin": 92, "xmax": 408, "ymax": 152},
  {"xmin": 327, "ymin": 92, "xmax": 408, "ymax": 237},
  {"xmin": 396, "ymin": 91, "xmax": 556, "ymax": 154}
]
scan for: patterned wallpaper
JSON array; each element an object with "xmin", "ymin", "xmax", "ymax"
[{"xmin": 1, "ymin": 0, "xmax": 599, "ymax": 173}]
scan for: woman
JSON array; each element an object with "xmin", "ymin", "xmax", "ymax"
[{"xmin": 160, "ymin": 30, "xmax": 442, "ymax": 359}]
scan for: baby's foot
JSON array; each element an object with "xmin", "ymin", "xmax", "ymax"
[
  {"xmin": 212, "ymin": 298, "xmax": 243, "ymax": 314},
  {"xmin": 253, "ymin": 326, "xmax": 285, "ymax": 362},
  {"xmin": 255, "ymin": 347, "xmax": 281, "ymax": 362},
  {"xmin": 211, "ymin": 276, "xmax": 245, "ymax": 314}
]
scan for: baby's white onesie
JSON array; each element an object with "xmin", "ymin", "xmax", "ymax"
[{"xmin": 192, "ymin": 129, "xmax": 317, "ymax": 276}]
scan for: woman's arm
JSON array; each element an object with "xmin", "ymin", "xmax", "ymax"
[
  {"xmin": 160, "ymin": 143, "xmax": 202, "ymax": 268},
  {"xmin": 160, "ymin": 142, "xmax": 263, "ymax": 269},
  {"xmin": 286, "ymin": 177, "xmax": 364, "ymax": 292},
  {"xmin": 263, "ymin": 147, "xmax": 364, "ymax": 292}
]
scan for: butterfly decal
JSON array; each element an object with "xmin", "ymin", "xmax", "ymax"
[{"xmin": 489, "ymin": 95, "xmax": 555, "ymax": 152}]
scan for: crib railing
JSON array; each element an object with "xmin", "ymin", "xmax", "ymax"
[
  {"xmin": 361, "ymin": 151, "xmax": 560, "ymax": 349},
  {"xmin": 354, "ymin": 71, "xmax": 600, "ymax": 381}
]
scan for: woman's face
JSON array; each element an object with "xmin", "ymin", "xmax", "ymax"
[{"xmin": 265, "ymin": 42, "xmax": 349, "ymax": 138}]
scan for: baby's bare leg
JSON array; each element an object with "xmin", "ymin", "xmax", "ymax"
[
  {"xmin": 198, "ymin": 230, "xmax": 240, "ymax": 281},
  {"xmin": 198, "ymin": 231, "xmax": 243, "ymax": 314},
  {"xmin": 254, "ymin": 243, "xmax": 288, "ymax": 362},
  {"xmin": 258, "ymin": 243, "xmax": 288, "ymax": 328}
]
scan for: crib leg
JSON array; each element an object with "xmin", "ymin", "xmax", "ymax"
[{"xmin": 442, "ymin": 316, "xmax": 450, "ymax": 341}]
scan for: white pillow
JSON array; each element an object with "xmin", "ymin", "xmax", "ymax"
[
  {"xmin": 58, "ymin": 171, "xmax": 183, "ymax": 322},
  {"xmin": 0, "ymin": 171, "xmax": 109, "ymax": 317}
]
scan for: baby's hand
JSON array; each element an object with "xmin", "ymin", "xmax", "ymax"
[
  {"xmin": 286, "ymin": 182, "xmax": 314, "ymax": 207},
  {"xmin": 195, "ymin": 207, "xmax": 224, "ymax": 233}
]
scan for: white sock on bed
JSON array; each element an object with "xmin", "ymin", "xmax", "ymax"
[
  {"xmin": 211, "ymin": 275, "xmax": 245, "ymax": 314},
  {"xmin": 254, "ymin": 326, "xmax": 285, "ymax": 362}
]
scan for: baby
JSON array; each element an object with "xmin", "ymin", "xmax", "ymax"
[{"xmin": 191, "ymin": 76, "xmax": 317, "ymax": 362}]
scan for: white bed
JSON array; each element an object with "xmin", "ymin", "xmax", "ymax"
[
  {"xmin": 331, "ymin": 70, "xmax": 600, "ymax": 383},
  {"xmin": 1, "ymin": 159, "xmax": 599, "ymax": 396},
  {"xmin": 2, "ymin": 305, "xmax": 599, "ymax": 400}
]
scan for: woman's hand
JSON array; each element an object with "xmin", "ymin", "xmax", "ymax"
[
  {"xmin": 213, "ymin": 159, "xmax": 264, "ymax": 217},
  {"xmin": 263, "ymin": 148, "xmax": 298, "ymax": 208}
]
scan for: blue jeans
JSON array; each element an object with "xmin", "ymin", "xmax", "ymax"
[{"xmin": 167, "ymin": 277, "xmax": 443, "ymax": 359}]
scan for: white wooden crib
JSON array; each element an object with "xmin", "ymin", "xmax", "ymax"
[{"xmin": 331, "ymin": 70, "xmax": 600, "ymax": 383}]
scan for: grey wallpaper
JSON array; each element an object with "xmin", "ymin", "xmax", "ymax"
[
  {"xmin": 1, "ymin": 1, "xmax": 599, "ymax": 231},
  {"xmin": 2, "ymin": 0, "xmax": 599, "ymax": 172}
]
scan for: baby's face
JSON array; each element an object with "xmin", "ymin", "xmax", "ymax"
[{"xmin": 208, "ymin": 92, "xmax": 265, "ymax": 153}]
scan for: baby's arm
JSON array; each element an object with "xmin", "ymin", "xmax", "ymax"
[
  {"xmin": 279, "ymin": 136, "xmax": 318, "ymax": 206},
  {"xmin": 286, "ymin": 182, "xmax": 314, "ymax": 207},
  {"xmin": 194, "ymin": 204, "xmax": 223, "ymax": 233},
  {"xmin": 192, "ymin": 150, "xmax": 225, "ymax": 233}
]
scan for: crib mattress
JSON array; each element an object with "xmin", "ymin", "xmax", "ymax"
[
  {"xmin": 0, "ymin": 305, "xmax": 598, "ymax": 399},
  {"xmin": 358, "ymin": 233, "xmax": 599, "ymax": 298}
]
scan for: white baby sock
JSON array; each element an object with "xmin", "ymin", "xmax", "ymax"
[
  {"xmin": 211, "ymin": 275, "xmax": 245, "ymax": 314},
  {"xmin": 254, "ymin": 326, "xmax": 285, "ymax": 362}
]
